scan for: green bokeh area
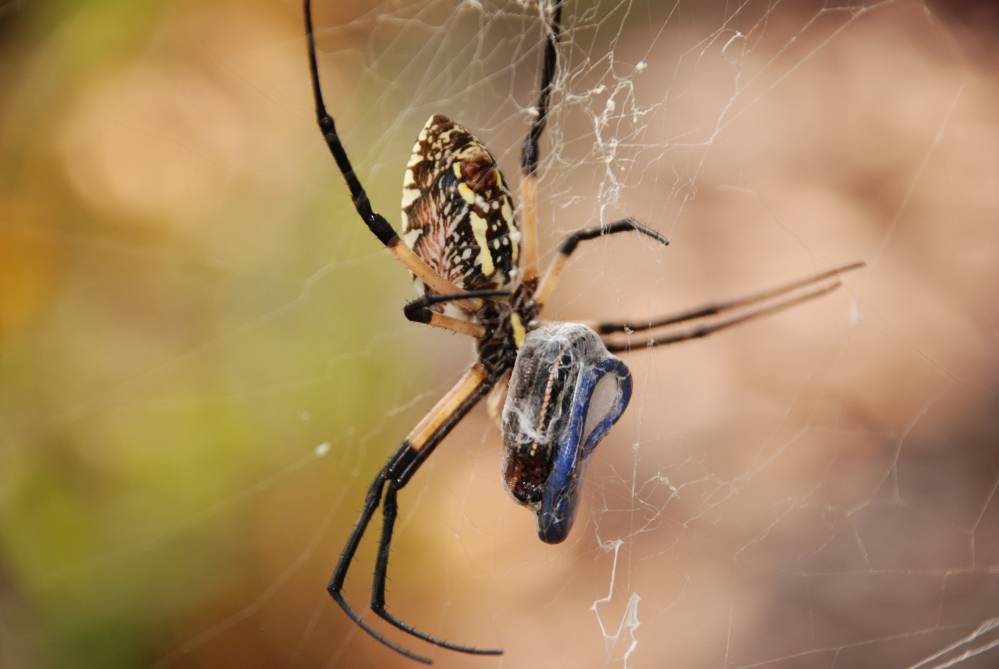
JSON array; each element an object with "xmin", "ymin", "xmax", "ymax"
[{"xmin": 1, "ymin": 3, "xmax": 424, "ymax": 667}]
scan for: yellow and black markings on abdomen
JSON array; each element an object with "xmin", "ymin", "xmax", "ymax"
[{"xmin": 401, "ymin": 115, "xmax": 520, "ymax": 297}]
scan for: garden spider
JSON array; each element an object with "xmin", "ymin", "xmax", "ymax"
[{"xmin": 305, "ymin": 0, "xmax": 862, "ymax": 663}]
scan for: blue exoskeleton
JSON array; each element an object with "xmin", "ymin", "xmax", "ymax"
[{"xmin": 501, "ymin": 323, "xmax": 632, "ymax": 543}]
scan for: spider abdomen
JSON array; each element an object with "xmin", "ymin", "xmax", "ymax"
[{"xmin": 401, "ymin": 115, "xmax": 520, "ymax": 301}]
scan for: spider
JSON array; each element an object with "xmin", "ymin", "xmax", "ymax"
[{"xmin": 304, "ymin": 0, "xmax": 862, "ymax": 663}]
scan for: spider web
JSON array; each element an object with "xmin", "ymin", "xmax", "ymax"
[{"xmin": 2, "ymin": 1, "xmax": 998, "ymax": 668}]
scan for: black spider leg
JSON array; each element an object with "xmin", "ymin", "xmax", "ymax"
[
  {"xmin": 326, "ymin": 365, "xmax": 504, "ymax": 664},
  {"xmin": 403, "ymin": 290, "xmax": 511, "ymax": 325},
  {"xmin": 304, "ymin": 0, "xmax": 471, "ymax": 302},
  {"xmin": 556, "ymin": 218, "xmax": 670, "ymax": 256},
  {"xmin": 535, "ymin": 218, "xmax": 670, "ymax": 305},
  {"xmin": 603, "ymin": 279, "xmax": 850, "ymax": 353},
  {"xmin": 595, "ymin": 261, "xmax": 865, "ymax": 335},
  {"xmin": 326, "ymin": 472, "xmax": 408, "ymax": 658},
  {"xmin": 521, "ymin": 0, "xmax": 564, "ymax": 176},
  {"xmin": 304, "ymin": 0, "xmax": 393, "ymax": 246},
  {"xmin": 369, "ymin": 365, "xmax": 504, "ymax": 657},
  {"xmin": 520, "ymin": 0, "xmax": 564, "ymax": 281}
]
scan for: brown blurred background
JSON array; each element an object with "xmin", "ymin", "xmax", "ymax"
[{"xmin": 2, "ymin": 1, "xmax": 998, "ymax": 668}]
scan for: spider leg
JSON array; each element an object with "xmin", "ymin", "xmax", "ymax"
[
  {"xmin": 325, "ymin": 472, "xmax": 431, "ymax": 660},
  {"xmin": 368, "ymin": 363, "xmax": 503, "ymax": 655},
  {"xmin": 370, "ymin": 482, "xmax": 502, "ymax": 655},
  {"xmin": 603, "ymin": 279, "xmax": 852, "ymax": 353},
  {"xmin": 594, "ymin": 261, "xmax": 864, "ymax": 335},
  {"xmin": 519, "ymin": 0, "xmax": 564, "ymax": 283},
  {"xmin": 533, "ymin": 218, "xmax": 670, "ymax": 307},
  {"xmin": 304, "ymin": 0, "xmax": 467, "ymax": 299},
  {"xmin": 326, "ymin": 364, "xmax": 504, "ymax": 663},
  {"xmin": 403, "ymin": 290, "xmax": 512, "ymax": 338}
]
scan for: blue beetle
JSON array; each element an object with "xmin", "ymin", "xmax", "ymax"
[{"xmin": 501, "ymin": 323, "xmax": 632, "ymax": 543}]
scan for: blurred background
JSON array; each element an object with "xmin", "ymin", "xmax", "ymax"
[{"xmin": 2, "ymin": 1, "xmax": 998, "ymax": 667}]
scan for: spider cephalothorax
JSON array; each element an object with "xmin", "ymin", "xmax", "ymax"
[{"xmin": 305, "ymin": 0, "xmax": 862, "ymax": 663}]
